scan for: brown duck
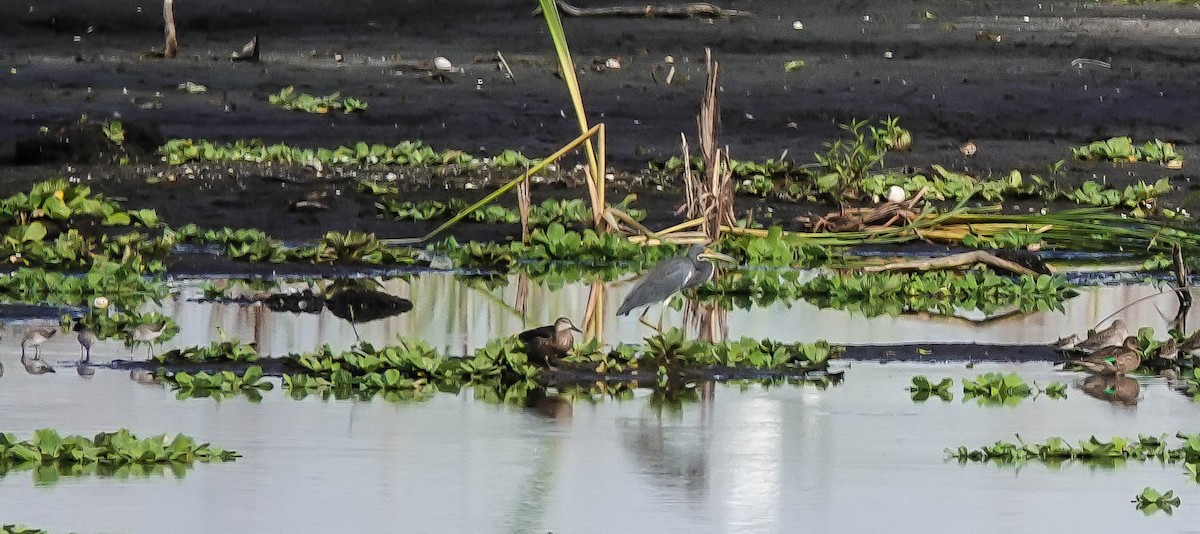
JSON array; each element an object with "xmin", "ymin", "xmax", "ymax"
[
  {"xmin": 518, "ymin": 317, "xmax": 582, "ymax": 367},
  {"xmin": 1066, "ymin": 336, "xmax": 1141, "ymax": 375}
]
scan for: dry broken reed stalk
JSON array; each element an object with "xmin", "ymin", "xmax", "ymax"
[
  {"xmin": 681, "ymin": 49, "xmax": 735, "ymax": 243},
  {"xmin": 686, "ymin": 300, "xmax": 727, "ymax": 343},
  {"xmin": 517, "ymin": 173, "xmax": 532, "ymax": 245}
]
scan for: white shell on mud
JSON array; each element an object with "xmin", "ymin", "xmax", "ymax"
[
  {"xmin": 887, "ymin": 185, "xmax": 906, "ymax": 203},
  {"xmin": 433, "ymin": 56, "xmax": 453, "ymax": 72},
  {"xmin": 605, "ymin": 58, "xmax": 621, "ymax": 69},
  {"xmin": 792, "ymin": 21, "xmax": 804, "ymax": 30}
]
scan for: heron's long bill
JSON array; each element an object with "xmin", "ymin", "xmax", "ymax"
[{"xmin": 699, "ymin": 249, "xmax": 736, "ymax": 264}]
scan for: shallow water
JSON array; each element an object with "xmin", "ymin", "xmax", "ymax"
[
  {"xmin": 0, "ymin": 362, "xmax": 1197, "ymax": 533},
  {"xmin": 4, "ymin": 273, "xmax": 1194, "ymax": 362},
  {"xmin": 2, "ymin": 273, "xmax": 1200, "ymax": 532}
]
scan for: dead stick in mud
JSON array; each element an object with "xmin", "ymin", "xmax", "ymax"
[
  {"xmin": 163, "ymin": 0, "xmax": 178, "ymax": 58},
  {"xmin": 861, "ymin": 250, "xmax": 1039, "ymax": 276},
  {"xmin": 496, "ymin": 51, "xmax": 516, "ymax": 83},
  {"xmin": 535, "ymin": 0, "xmax": 753, "ymax": 18}
]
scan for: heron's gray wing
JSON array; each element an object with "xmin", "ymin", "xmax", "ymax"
[{"xmin": 616, "ymin": 257, "xmax": 695, "ymax": 316}]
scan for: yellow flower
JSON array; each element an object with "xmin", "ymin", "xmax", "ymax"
[{"xmin": 54, "ymin": 190, "xmax": 64, "ymax": 200}]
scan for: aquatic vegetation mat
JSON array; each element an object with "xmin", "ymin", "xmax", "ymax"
[
  {"xmin": 268, "ymin": 86, "xmax": 367, "ymax": 114},
  {"xmin": 948, "ymin": 433, "xmax": 1200, "ymax": 483},
  {"xmin": 699, "ymin": 269, "xmax": 1071, "ymax": 316},
  {"xmin": 0, "ymin": 429, "xmax": 237, "ymax": 485}
]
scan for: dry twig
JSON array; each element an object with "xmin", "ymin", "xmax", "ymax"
[{"xmin": 535, "ymin": 0, "xmax": 752, "ymax": 18}]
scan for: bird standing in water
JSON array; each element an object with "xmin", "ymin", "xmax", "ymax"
[
  {"xmin": 616, "ymin": 244, "xmax": 736, "ymax": 327},
  {"xmin": 519, "ymin": 317, "xmax": 583, "ymax": 367},
  {"xmin": 74, "ymin": 320, "xmax": 98, "ymax": 363},
  {"xmin": 1065, "ymin": 336, "xmax": 1141, "ymax": 375},
  {"xmin": 1075, "ymin": 319, "xmax": 1128, "ymax": 353},
  {"xmin": 131, "ymin": 321, "xmax": 167, "ymax": 359},
  {"xmin": 21, "ymin": 327, "xmax": 56, "ymax": 360}
]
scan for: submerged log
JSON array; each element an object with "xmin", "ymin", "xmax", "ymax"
[{"xmin": 862, "ymin": 250, "xmax": 1042, "ymax": 277}]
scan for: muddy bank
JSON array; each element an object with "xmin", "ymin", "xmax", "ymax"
[{"xmin": 3, "ymin": 0, "xmax": 1200, "ymax": 241}]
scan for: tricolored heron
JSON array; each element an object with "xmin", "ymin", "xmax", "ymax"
[
  {"xmin": 519, "ymin": 317, "xmax": 582, "ymax": 367},
  {"xmin": 616, "ymin": 244, "xmax": 736, "ymax": 327}
]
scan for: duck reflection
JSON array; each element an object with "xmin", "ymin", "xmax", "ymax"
[
  {"xmin": 525, "ymin": 387, "xmax": 573, "ymax": 421},
  {"xmin": 1078, "ymin": 374, "xmax": 1140, "ymax": 406}
]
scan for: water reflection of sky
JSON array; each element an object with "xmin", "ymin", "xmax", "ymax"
[
  {"xmin": 0, "ymin": 274, "xmax": 1188, "ymax": 365},
  {"xmin": 157, "ymin": 276, "xmax": 1200, "ymax": 357}
]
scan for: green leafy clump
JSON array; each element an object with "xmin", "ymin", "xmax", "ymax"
[
  {"xmin": 1041, "ymin": 381, "xmax": 1068, "ymax": 399},
  {"xmin": 277, "ymin": 332, "xmax": 840, "ymax": 402},
  {"xmin": 1063, "ymin": 178, "xmax": 1170, "ymax": 216},
  {"xmin": 154, "ymin": 340, "xmax": 258, "ymax": 364},
  {"xmin": 0, "ymin": 429, "xmax": 237, "ymax": 484},
  {"xmin": 908, "ymin": 375, "xmax": 953, "ymax": 402},
  {"xmin": 268, "ymin": 86, "xmax": 368, "ymax": 114},
  {"xmin": 563, "ymin": 328, "xmax": 840, "ymax": 376},
  {"xmin": 948, "ymin": 433, "xmax": 1200, "ymax": 484},
  {"xmin": 813, "ymin": 119, "xmax": 895, "ymax": 209},
  {"xmin": 1071, "ymin": 137, "xmax": 1183, "ymax": 167},
  {"xmin": 702, "ymin": 270, "xmax": 1072, "ymax": 317},
  {"xmin": 0, "ymin": 259, "xmax": 168, "ymax": 312},
  {"xmin": 159, "ymin": 138, "xmax": 515, "ymax": 169},
  {"xmin": 372, "ymin": 194, "xmax": 647, "ymax": 226},
  {"xmin": 174, "ymin": 224, "xmax": 416, "ymax": 266},
  {"xmin": 158, "ymin": 366, "xmax": 273, "ymax": 401},
  {"xmin": 961, "ymin": 372, "xmax": 1032, "ymax": 405},
  {"xmin": 721, "ymin": 226, "xmax": 831, "ymax": 268},
  {"xmin": 0, "ymin": 180, "xmax": 166, "ymax": 270},
  {"xmin": 2, "ymin": 525, "xmax": 48, "ymax": 534},
  {"xmin": 1134, "ymin": 487, "xmax": 1181, "ymax": 515}
]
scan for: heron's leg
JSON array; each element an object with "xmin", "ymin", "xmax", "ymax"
[{"xmin": 637, "ymin": 306, "xmax": 663, "ymax": 333}]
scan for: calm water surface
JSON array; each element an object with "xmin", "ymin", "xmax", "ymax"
[
  {"xmin": 1, "ymin": 274, "xmax": 1199, "ymax": 532},
  {"xmin": 0, "ymin": 363, "xmax": 1198, "ymax": 533}
]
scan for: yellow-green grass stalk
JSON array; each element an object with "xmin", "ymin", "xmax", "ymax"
[
  {"xmin": 386, "ymin": 124, "xmax": 603, "ymax": 245},
  {"xmin": 539, "ymin": 0, "xmax": 605, "ymax": 230}
]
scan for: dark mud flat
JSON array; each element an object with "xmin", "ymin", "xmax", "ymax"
[{"xmin": 1, "ymin": 0, "xmax": 1200, "ymax": 240}]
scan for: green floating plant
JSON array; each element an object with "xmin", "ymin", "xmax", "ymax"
[
  {"xmin": 700, "ymin": 269, "xmax": 1072, "ymax": 317},
  {"xmin": 159, "ymin": 138, "xmax": 514, "ymax": 168},
  {"xmin": 154, "ymin": 340, "xmax": 259, "ymax": 364},
  {"xmin": 949, "ymin": 433, "xmax": 1200, "ymax": 485},
  {"xmin": 1134, "ymin": 487, "xmax": 1180, "ymax": 515},
  {"xmin": 0, "ymin": 429, "xmax": 237, "ymax": 486},
  {"xmin": 1072, "ymin": 136, "xmax": 1182, "ymax": 167},
  {"xmin": 268, "ymin": 86, "xmax": 367, "ymax": 114},
  {"xmin": 908, "ymin": 375, "xmax": 953, "ymax": 402},
  {"xmin": 157, "ymin": 366, "xmax": 273, "ymax": 402}
]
